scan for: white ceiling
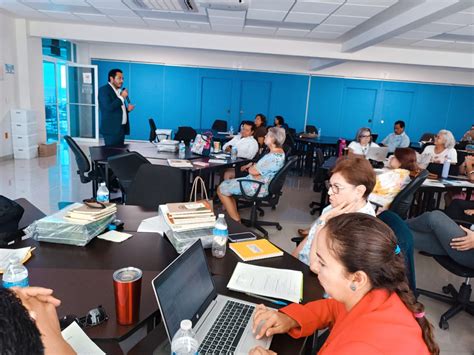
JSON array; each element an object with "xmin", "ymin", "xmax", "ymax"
[{"xmin": 0, "ymin": 0, "xmax": 473, "ymax": 54}]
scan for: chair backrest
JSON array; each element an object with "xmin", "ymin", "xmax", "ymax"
[
  {"xmin": 212, "ymin": 119, "xmax": 227, "ymax": 132},
  {"xmin": 419, "ymin": 132, "xmax": 436, "ymax": 142},
  {"xmin": 371, "ymin": 133, "xmax": 378, "ymax": 142},
  {"xmin": 389, "ymin": 169, "xmax": 429, "ymax": 219},
  {"xmin": 267, "ymin": 156, "xmax": 298, "ymax": 197},
  {"xmin": 305, "ymin": 125, "xmax": 317, "ymax": 134},
  {"xmin": 107, "ymin": 152, "xmax": 151, "ymax": 193},
  {"xmin": 378, "ymin": 210, "xmax": 416, "ymax": 292},
  {"xmin": 149, "ymin": 118, "xmax": 157, "ymax": 143},
  {"xmin": 155, "ymin": 129, "xmax": 172, "ymax": 142},
  {"xmin": 126, "ymin": 164, "xmax": 185, "ymax": 209},
  {"xmin": 64, "ymin": 135, "xmax": 91, "ymax": 183},
  {"xmin": 174, "ymin": 126, "xmax": 197, "ymax": 145}
]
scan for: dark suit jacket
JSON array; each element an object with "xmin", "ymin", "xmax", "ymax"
[{"xmin": 98, "ymin": 83, "xmax": 130, "ymax": 135}]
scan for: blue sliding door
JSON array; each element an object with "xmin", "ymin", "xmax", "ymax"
[
  {"xmin": 240, "ymin": 80, "xmax": 271, "ymax": 123},
  {"xmin": 340, "ymin": 85, "xmax": 378, "ymax": 138},
  {"xmin": 200, "ymin": 77, "xmax": 232, "ymax": 129}
]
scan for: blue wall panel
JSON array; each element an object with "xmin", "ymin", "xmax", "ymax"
[{"xmin": 446, "ymin": 86, "xmax": 474, "ymax": 140}]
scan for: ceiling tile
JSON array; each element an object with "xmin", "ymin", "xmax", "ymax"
[
  {"xmin": 208, "ymin": 16, "xmax": 244, "ymax": 26},
  {"xmin": 39, "ymin": 10, "xmax": 81, "ymax": 20},
  {"xmin": 323, "ymin": 15, "xmax": 368, "ymax": 26},
  {"xmin": 250, "ymin": 0, "xmax": 295, "ymax": 11},
  {"xmin": 381, "ymin": 37, "xmax": 419, "ymax": 46},
  {"xmin": 450, "ymin": 41, "xmax": 474, "ymax": 52},
  {"xmin": 291, "ymin": 1, "xmax": 341, "ymax": 14},
  {"xmin": 51, "ymin": 0, "xmax": 89, "ymax": 5},
  {"xmin": 211, "ymin": 24, "xmax": 243, "ymax": 33},
  {"xmin": 207, "ymin": 9, "xmax": 246, "ymax": 19},
  {"xmin": 143, "ymin": 18, "xmax": 180, "ymax": 28},
  {"xmin": 345, "ymin": 0, "xmax": 396, "ymax": 6},
  {"xmin": 85, "ymin": 0, "xmax": 132, "ymax": 9},
  {"xmin": 461, "ymin": 6, "xmax": 474, "ymax": 14},
  {"xmin": 247, "ymin": 9, "xmax": 288, "ymax": 22},
  {"xmin": 307, "ymin": 30, "xmax": 341, "ymax": 39},
  {"xmin": 440, "ymin": 12, "xmax": 474, "ymax": 25},
  {"xmin": 411, "ymin": 39, "xmax": 452, "ymax": 48},
  {"xmin": 109, "ymin": 16, "xmax": 145, "ymax": 26},
  {"xmin": 276, "ymin": 28, "xmax": 311, "ymax": 37},
  {"xmin": 22, "ymin": 2, "xmax": 100, "ymax": 14},
  {"xmin": 416, "ymin": 22, "xmax": 464, "ymax": 34},
  {"xmin": 74, "ymin": 12, "xmax": 114, "ymax": 23},
  {"xmin": 448, "ymin": 25, "xmax": 474, "ymax": 36},
  {"xmin": 177, "ymin": 20, "xmax": 211, "ymax": 31},
  {"xmin": 314, "ymin": 23, "xmax": 353, "ymax": 33},
  {"xmin": 333, "ymin": 4, "xmax": 387, "ymax": 17},
  {"xmin": 243, "ymin": 25, "xmax": 277, "ymax": 35},
  {"xmin": 96, "ymin": 7, "xmax": 137, "ymax": 17},
  {"xmin": 396, "ymin": 30, "xmax": 436, "ymax": 40},
  {"xmin": 285, "ymin": 11, "xmax": 327, "ymax": 24}
]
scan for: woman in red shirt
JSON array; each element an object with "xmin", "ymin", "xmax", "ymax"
[{"xmin": 251, "ymin": 213, "xmax": 439, "ymax": 355}]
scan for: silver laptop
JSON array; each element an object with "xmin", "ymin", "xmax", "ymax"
[
  {"xmin": 151, "ymin": 240, "xmax": 272, "ymax": 355},
  {"xmin": 366, "ymin": 146, "xmax": 389, "ymax": 161}
]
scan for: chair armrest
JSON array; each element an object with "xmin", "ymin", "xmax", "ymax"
[
  {"xmin": 237, "ymin": 179, "xmax": 264, "ymax": 200},
  {"xmin": 291, "ymin": 236, "xmax": 304, "ymax": 246}
]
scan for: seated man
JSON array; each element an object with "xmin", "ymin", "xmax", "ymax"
[
  {"xmin": 0, "ymin": 286, "xmax": 75, "ymax": 355},
  {"xmin": 381, "ymin": 120, "xmax": 410, "ymax": 153},
  {"xmin": 461, "ymin": 124, "xmax": 474, "ymax": 142},
  {"xmin": 223, "ymin": 121, "xmax": 259, "ymax": 160}
]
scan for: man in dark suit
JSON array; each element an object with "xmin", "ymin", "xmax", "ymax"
[{"xmin": 98, "ymin": 69, "xmax": 135, "ymax": 146}]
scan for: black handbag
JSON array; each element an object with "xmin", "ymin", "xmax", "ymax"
[{"xmin": 0, "ymin": 196, "xmax": 25, "ymax": 246}]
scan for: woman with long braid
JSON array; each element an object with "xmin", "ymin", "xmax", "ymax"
[{"xmin": 250, "ymin": 213, "xmax": 439, "ymax": 355}]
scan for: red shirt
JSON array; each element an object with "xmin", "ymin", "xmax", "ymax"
[{"xmin": 280, "ymin": 289, "xmax": 430, "ymax": 354}]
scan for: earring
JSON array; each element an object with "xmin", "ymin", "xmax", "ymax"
[{"xmin": 350, "ymin": 283, "xmax": 356, "ymax": 292}]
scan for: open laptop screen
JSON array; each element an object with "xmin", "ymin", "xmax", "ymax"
[{"xmin": 152, "ymin": 240, "xmax": 217, "ymax": 340}]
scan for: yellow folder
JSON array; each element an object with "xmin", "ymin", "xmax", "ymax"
[{"xmin": 229, "ymin": 239, "xmax": 283, "ymax": 261}]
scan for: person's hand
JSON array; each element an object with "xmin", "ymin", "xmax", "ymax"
[
  {"xmin": 252, "ymin": 304, "xmax": 298, "ymax": 340},
  {"xmin": 225, "ymin": 146, "xmax": 232, "ymax": 153},
  {"xmin": 240, "ymin": 163, "xmax": 251, "ymax": 172},
  {"xmin": 127, "ymin": 104, "xmax": 135, "ymax": 112},
  {"xmin": 450, "ymin": 226, "xmax": 474, "ymax": 251},
  {"xmin": 319, "ymin": 200, "xmax": 359, "ymax": 224},
  {"xmin": 464, "ymin": 209, "xmax": 474, "ymax": 216},
  {"xmin": 12, "ymin": 286, "xmax": 61, "ymax": 307},
  {"xmin": 120, "ymin": 89, "xmax": 128, "ymax": 99},
  {"xmin": 249, "ymin": 346, "xmax": 277, "ymax": 355}
]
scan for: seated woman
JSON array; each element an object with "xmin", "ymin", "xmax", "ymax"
[
  {"xmin": 251, "ymin": 214, "xmax": 438, "ymax": 355},
  {"xmin": 273, "ymin": 115, "xmax": 288, "ymax": 130},
  {"xmin": 292, "ymin": 156, "xmax": 376, "ymax": 265},
  {"xmin": 406, "ymin": 210, "xmax": 474, "ymax": 269},
  {"xmin": 217, "ymin": 127, "xmax": 286, "ymax": 222},
  {"xmin": 461, "ymin": 124, "xmax": 474, "ymax": 142},
  {"xmin": 369, "ymin": 147, "xmax": 420, "ymax": 210},
  {"xmin": 348, "ymin": 127, "xmax": 379, "ymax": 157},
  {"xmin": 421, "ymin": 129, "xmax": 458, "ymax": 164},
  {"xmin": 254, "ymin": 113, "xmax": 268, "ymax": 148}
]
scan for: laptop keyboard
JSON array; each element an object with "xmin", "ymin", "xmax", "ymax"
[{"xmin": 198, "ymin": 300, "xmax": 255, "ymax": 354}]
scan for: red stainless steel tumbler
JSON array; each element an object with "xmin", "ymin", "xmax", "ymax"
[{"xmin": 113, "ymin": 267, "xmax": 142, "ymax": 325}]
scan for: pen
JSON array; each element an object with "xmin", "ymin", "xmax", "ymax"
[{"xmin": 246, "ymin": 293, "xmax": 288, "ymax": 306}]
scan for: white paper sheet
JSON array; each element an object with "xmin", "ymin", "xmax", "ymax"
[
  {"xmin": 422, "ymin": 179, "xmax": 446, "ymax": 188},
  {"xmin": 62, "ymin": 322, "xmax": 105, "ymax": 355},
  {"xmin": 227, "ymin": 262, "xmax": 303, "ymax": 304},
  {"xmin": 137, "ymin": 215, "xmax": 167, "ymax": 235},
  {"xmin": 0, "ymin": 247, "xmax": 31, "ymax": 272},
  {"xmin": 97, "ymin": 230, "xmax": 132, "ymax": 243}
]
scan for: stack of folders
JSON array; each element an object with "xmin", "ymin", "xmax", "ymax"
[
  {"xmin": 162, "ymin": 201, "xmax": 216, "ymax": 232},
  {"xmin": 64, "ymin": 203, "xmax": 117, "ymax": 222},
  {"xmin": 167, "ymin": 159, "xmax": 193, "ymax": 168}
]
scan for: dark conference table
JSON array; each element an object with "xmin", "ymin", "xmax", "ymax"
[{"xmin": 13, "ymin": 200, "xmax": 324, "ymax": 354}]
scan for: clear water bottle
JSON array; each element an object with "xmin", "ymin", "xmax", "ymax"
[
  {"xmin": 178, "ymin": 140, "xmax": 186, "ymax": 159},
  {"xmin": 171, "ymin": 319, "xmax": 199, "ymax": 355},
  {"xmin": 212, "ymin": 214, "xmax": 228, "ymax": 258},
  {"xmin": 317, "ymin": 127, "xmax": 322, "ymax": 137},
  {"xmin": 338, "ymin": 139, "xmax": 347, "ymax": 157},
  {"xmin": 2, "ymin": 257, "xmax": 29, "ymax": 288},
  {"xmin": 229, "ymin": 125, "xmax": 234, "ymax": 135},
  {"xmin": 96, "ymin": 182, "xmax": 109, "ymax": 203},
  {"xmin": 189, "ymin": 139, "xmax": 194, "ymax": 151},
  {"xmin": 441, "ymin": 157, "xmax": 451, "ymax": 179},
  {"xmin": 231, "ymin": 146, "xmax": 238, "ymax": 161}
]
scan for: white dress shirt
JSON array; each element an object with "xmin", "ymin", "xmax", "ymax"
[
  {"xmin": 109, "ymin": 83, "xmax": 127, "ymax": 125},
  {"xmin": 223, "ymin": 135, "xmax": 259, "ymax": 160},
  {"xmin": 348, "ymin": 141, "xmax": 379, "ymax": 156}
]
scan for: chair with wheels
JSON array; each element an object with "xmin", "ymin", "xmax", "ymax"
[
  {"xmin": 174, "ymin": 126, "xmax": 197, "ymax": 145},
  {"xmin": 389, "ymin": 169, "xmax": 429, "ymax": 219},
  {"xmin": 149, "ymin": 118, "xmax": 158, "ymax": 143},
  {"xmin": 64, "ymin": 135, "xmax": 100, "ymax": 187},
  {"xmin": 211, "ymin": 119, "xmax": 227, "ymax": 132}
]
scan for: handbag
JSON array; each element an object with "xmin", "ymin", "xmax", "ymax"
[
  {"xmin": 189, "ymin": 176, "xmax": 213, "ymax": 212},
  {"xmin": 191, "ymin": 133, "xmax": 212, "ymax": 156},
  {"xmin": 0, "ymin": 195, "xmax": 25, "ymax": 246}
]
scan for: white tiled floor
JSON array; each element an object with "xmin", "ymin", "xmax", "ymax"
[{"xmin": 0, "ymin": 144, "xmax": 473, "ymax": 354}]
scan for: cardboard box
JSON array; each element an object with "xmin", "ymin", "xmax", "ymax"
[{"xmin": 38, "ymin": 142, "xmax": 57, "ymax": 157}]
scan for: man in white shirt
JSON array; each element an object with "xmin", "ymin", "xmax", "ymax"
[
  {"xmin": 381, "ymin": 120, "xmax": 410, "ymax": 153},
  {"xmin": 223, "ymin": 121, "xmax": 259, "ymax": 160}
]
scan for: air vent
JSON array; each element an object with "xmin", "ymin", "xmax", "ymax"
[{"xmin": 129, "ymin": 0, "xmax": 198, "ymax": 12}]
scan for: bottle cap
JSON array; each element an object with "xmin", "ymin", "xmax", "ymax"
[
  {"xmin": 218, "ymin": 213, "xmax": 225, "ymax": 218},
  {"xmin": 180, "ymin": 319, "xmax": 192, "ymax": 330}
]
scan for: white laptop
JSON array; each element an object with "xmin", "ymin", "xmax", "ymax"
[
  {"xmin": 366, "ymin": 146, "xmax": 389, "ymax": 162},
  {"xmin": 151, "ymin": 240, "xmax": 272, "ymax": 355}
]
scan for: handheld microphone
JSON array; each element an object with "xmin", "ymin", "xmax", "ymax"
[{"xmin": 122, "ymin": 87, "xmax": 131, "ymax": 104}]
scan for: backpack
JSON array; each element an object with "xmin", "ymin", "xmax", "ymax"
[{"xmin": 0, "ymin": 196, "xmax": 25, "ymax": 246}]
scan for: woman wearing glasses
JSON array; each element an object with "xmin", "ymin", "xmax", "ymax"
[
  {"xmin": 348, "ymin": 127, "xmax": 378, "ymax": 157},
  {"xmin": 292, "ymin": 157, "xmax": 376, "ymax": 265}
]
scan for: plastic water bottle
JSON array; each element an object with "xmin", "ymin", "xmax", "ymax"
[
  {"xmin": 441, "ymin": 157, "xmax": 451, "ymax": 179},
  {"xmin": 178, "ymin": 140, "xmax": 186, "ymax": 159},
  {"xmin": 212, "ymin": 214, "xmax": 228, "ymax": 258},
  {"xmin": 189, "ymin": 139, "xmax": 194, "ymax": 151},
  {"xmin": 171, "ymin": 319, "xmax": 199, "ymax": 355},
  {"xmin": 317, "ymin": 127, "xmax": 322, "ymax": 137},
  {"xmin": 2, "ymin": 257, "xmax": 29, "ymax": 288},
  {"xmin": 96, "ymin": 182, "xmax": 109, "ymax": 203},
  {"xmin": 229, "ymin": 125, "xmax": 234, "ymax": 135},
  {"xmin": 231, "ymin": 146, "xmax": 238, "ymax": 161}
]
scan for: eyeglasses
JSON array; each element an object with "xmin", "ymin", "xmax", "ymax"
[
  {"xmin": 325, "ymin": 181, "xmax": 348, "ymax": 194},
  {"xmin": 60, "ymin": 305, "xmax": 108, "ymax": 330},
  {"xmin": 359, "ymin": 134, "xmax": 371, "ymax": 138},
  {"xmin": 83, "ymin": 199, "xmax": 107, "ymax": 209}
]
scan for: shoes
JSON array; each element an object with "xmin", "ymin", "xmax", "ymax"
[{"xmin": 297, "ymin": 228, "xmax": 309, "ymax": 238}]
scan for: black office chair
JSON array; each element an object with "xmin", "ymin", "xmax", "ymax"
[
  {"xmin": 126, "ymin": 164, "xmax": 185, "ymax": 209},
  {"xmin": 309, "ymin": 149, "xmax": 329, "ymax": 215},
  {"xmin": 371, "ymin": 133, "xmax": 378, "ymax": 143},
  {"xmin": 419, "ymin": 132, "xmax": 436, "ymax": 143},
  {"xmin": 305, "ymin": 125, "xmax": 317, "ymax": 134},
  {"xmin": 107, "ymin": 152, "xmax": 151, "ymax": 200},
  {"xmin": 149, "ymin": 118, "xmax": 157, "ymax": 143},
  {"xmin": 174, "ymin": 126, "xmax": 197, "ymax": 145},
  {"xmin": 211, "ymin": 119, "xmax": 227, "ymax": 132},
  {"xmin": 388, "ymin": 169, "xmax": 429, "ymax": 219},
  {"xmin": 237, "ymin": 156, "xmax": 297, "ymax": 237},
  {"xmin": 417, "ymin": 253, "xmax": 474, "ymax": 330},
  {"xmin": 64, "ymin": 135, "xmax": 98, "ymax": 184}
]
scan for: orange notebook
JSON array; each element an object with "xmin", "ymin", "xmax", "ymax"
[{"xmin": 230, "ymin": 239, "xmax": 283, "ymax": 261}]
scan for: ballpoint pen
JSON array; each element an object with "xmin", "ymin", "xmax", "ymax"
[{"xmin": 246, "ymin": 293, "xmax": 288, "ymax": 306}]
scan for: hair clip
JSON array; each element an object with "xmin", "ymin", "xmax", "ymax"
[
  {"xmin": 394, "ymin": 245, "xmax": 401, "ymax": 255},
  {"xmin": 414, "ymin": 311, "xmax": 425, "ymax": 319}
]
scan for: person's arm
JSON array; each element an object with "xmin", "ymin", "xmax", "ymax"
[
  {"xmin": 450, "ymin": 225, "xmax": 474, "ymax": 251},
  {"xmin": 381, "ymin": 134, "xmax": 389, "ymax": 146},
  {"xmin": 99, "ymin": 86, "xmax": 123, "ymax": 113},
  {"xmin": 238, "ymin": 139, "xmax": 259, "ymax": 160},
  {"xmin": 448, "ymin": 148, "xmax": 458, "ymax": 164},
  {"xmin": 223, "ymin": 136, "xmax": 237, "ymax": 151},
  {"xmin": 463, "ymin": 156, "xmax": 474, "ymax": 182},
  {"xmin": 401, "ymin": 134, "xmax": 410, "ymax": 148}
]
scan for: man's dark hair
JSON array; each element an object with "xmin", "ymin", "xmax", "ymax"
[
  {"xmin": 108, "ymin": 69, "xmax": 123, "ymax": 82},
  {"xmin": 0, "ymin": 287, "xmax": 44, "ymax": 354},
  {"xmin": 241, "ymin": 120, "xmax": 256, "ymax": 132},
  {"xmin": 394, "ymin": 120, "xmax": 405, "ymax": 128}
]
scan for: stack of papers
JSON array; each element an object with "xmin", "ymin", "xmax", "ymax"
[
  {"xmin": 167, "ymin": 159, "xmax": 193, "ymax": 168},
  {"xmin": 0, "ymin": 247, "xmax": 34, "ymax": 273},
  {"xmin": 160, "ymin": 203, "xmax": 216, "ymax": 232},
  {"xmin": 64, "ymin": 203, "xmax": 116, "ymax": 222},
  {"xmin": 137, "ymin": 215, "xmax": 167, "ymax": 234}
]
